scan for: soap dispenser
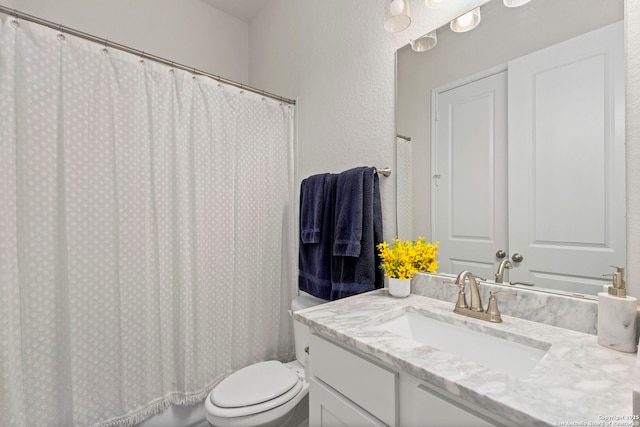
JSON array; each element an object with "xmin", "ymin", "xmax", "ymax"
[{"xmin": 597, "ymin": 266, "xmax": 638, "ymax": 353}]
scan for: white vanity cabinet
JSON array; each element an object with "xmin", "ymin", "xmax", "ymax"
[
  {"xmin": 399, "ymin": 372, "xmax": 512, "ymax": 427},
  {"xmin": 308, "ymin": 332, "xmax": 511, "ymax": 427},
  {"xmin": 308, "ymin": 333, "xmax": 397, "ymax": 426}
]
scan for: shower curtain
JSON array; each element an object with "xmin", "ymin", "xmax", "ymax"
[{"xmin": 0, "ymin": 16, "xmax": 296, "ymax": 427}]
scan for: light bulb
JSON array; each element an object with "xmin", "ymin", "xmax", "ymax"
[
  {"xmin": 425, "ymin": 0, "xmax": 445, "ymax": 8},
  {"xmin": 390, "ymin": 0, "xmax": 405, "ymax": 16},
  {"xmin": 450, "ymin": 7, "xmax": 481, "ymax": 33},
  {"xmin": 456, "ymin": 11, "xmax": 473, "ymax": 28},
  {"xmin": 504, "ymin": 0, "xmax": 532, "ymax": 7}
]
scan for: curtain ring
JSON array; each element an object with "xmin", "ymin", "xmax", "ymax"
[
  {"xmin": 11, "ymin": 9, "xmax": 19, "ymax": 27},
  {"xmin": 169, "ymin": 61, "xmax": 174, "ymax": 74},
  {"xmin": 57, "ymin": 24, "xmax": 65, "ymax": 41},
  {"xmin": 101, "ymin": 39, "xmax": 108, "ymax": 55},
  {"xmin": 192, "ymin": 67, "xmax": 197, "ymax": 81},
  {"xmin": 138, "ymin": 51, "xmax": 145, "ymax": 66}
]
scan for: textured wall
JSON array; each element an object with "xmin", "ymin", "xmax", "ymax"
[
  {"xmin": 249, "ymin": 0, "xmax": 399, "ymax": 240},
  {"xmin": 625, "ymin": 0, "xmax": 640, "ymax": 298},
  {"xmin": 249, "ymin": 0, "xmax": 488, "ymax": 241},
  {"xmin": 2, "ymin": 0, "xmax": 250, "ymax": 83}
]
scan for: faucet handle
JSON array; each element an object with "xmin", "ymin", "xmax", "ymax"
[
  {"xmin": 486, "ymin": 290, "xmax": 517, "ymax": 323},
  {"xmin": 490, "ymin": 290, "xmax": 517, "ymax": 298}
]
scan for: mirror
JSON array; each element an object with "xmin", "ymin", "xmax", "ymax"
[{"xmin": 396, "ymin": 0, "xmax": 624, "ymax": 297}]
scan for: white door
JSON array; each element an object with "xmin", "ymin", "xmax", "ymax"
[
  {"xmin": 508, "ymin": 22, "xmax": 625, "ymax": 294},
  {"xmin": 433, "ymin": 71, "xmax": 508, "ymax": 280}
]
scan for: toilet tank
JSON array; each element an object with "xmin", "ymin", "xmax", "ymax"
[{"xmin": 290, "ymin": 294, "xmax": 326, "ymax": 366}]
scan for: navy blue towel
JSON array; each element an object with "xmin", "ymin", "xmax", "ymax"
[
  {"xmin": 298, "ymin": 167, "xmax": 383, "ymax": 301},
  {"xmin": 298, "ymin": 174, "xmax": 337, "ymax": 300},
  {"xmin": 300, "ymin": 174, "xmax": 328, "ymax": 244},
  {"xmin": 330, "ymin": 167, "xmax": 383, "ymax": 300},
  {"xmin": 333, "ymin": 167, "xmax": 365, "ymax": 257}
]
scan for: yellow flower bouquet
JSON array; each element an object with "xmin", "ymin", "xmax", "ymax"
[{"xmin": 377, "ymin": 237, "xmax": 439, "ymax": 280}]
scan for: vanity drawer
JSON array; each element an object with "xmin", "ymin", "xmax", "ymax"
[{"xmin": 310, "ymin": 332, "xmax": 398, "ymax": 426}]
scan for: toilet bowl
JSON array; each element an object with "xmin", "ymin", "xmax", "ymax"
[{"xmin": 205, "ymin": 294, "xmax": 325, "ymax": 427}]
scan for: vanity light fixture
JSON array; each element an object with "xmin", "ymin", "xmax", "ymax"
[
  {"xmin": 410, "ymin": 30, "xmax": 437, "ymax": 52},
  {"xmin": 384, "ymin": 0, "xmax": 412, "ymax": 32},
  {"xmin": 503, "ymin": 0, "xmax": 532, "ymax": 7},
  {"xmin": 450, "ymin": 7, "xmax": 481, "ymax": 33},
  {"xmin": 425, "ymin": 0, "xmax": 446, "ymax": 8}
]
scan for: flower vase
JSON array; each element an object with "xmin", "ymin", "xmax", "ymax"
[{"xmin": 388, "ymin": 277, "xmax": 411, "ymax": 298}]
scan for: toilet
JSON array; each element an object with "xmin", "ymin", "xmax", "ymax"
[{"xmin": 205, "ymin": 294, "xmax": 325, "ymax": 427}]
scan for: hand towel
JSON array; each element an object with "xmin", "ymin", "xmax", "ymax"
[
  {"xmin": 333, "ymin": 167, "xmax": 365, "ymax": 257},
  {"xmin": 300, "ymin": 173, "xmax": 328, "ymax": 244},
  {"xmin": 330, "ymin": 167, "xmax": 384, "ymax": 300},
  {"xmin": 298, "ymin": 174, "xmax": 337, "ymax": 301}
]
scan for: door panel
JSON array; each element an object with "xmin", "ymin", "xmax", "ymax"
[
  {"xmin": 434, "ymin": 71, "xmax": 508, "ymax": 279},
  {"xmin": 508, "ymin": 22, "xmax": 625, "ymax": 294}
]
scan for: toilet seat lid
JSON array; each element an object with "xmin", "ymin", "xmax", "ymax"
[{"xmin": 211, "ymin": 361, "xmax": 299, "ymax": 408}]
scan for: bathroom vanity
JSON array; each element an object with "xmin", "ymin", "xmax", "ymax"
[{"xmin": 294, "ymin": 286, "xmax": 638, "ymax": 426}]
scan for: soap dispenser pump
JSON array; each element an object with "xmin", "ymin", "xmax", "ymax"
[
  {"xmin": 604, "ymin": 266, "xmax": 626, "ymax": 297},
  {"xmin": 597, "ymin": 266, "xmax": 638, "ymax": 353}
]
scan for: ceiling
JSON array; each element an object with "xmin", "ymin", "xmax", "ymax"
[{"xmin": 200, "ymin": 0, "xmax": 273, "ymax": 22}]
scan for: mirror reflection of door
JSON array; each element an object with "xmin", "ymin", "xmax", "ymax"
[
  {"xmin": 433, "ymin": 71, "xmax": 507, "ymax": 282},
  {"xmin": 508, "ymin": 21, "xmax": 625, "ymax": 295},
  {"xmin": 433, "ymin": 22, "xmax": 625, "ymax": 295}
]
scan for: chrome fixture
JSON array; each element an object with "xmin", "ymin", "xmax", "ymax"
[
  {"xmin": 454, "ymin": 271, "xmax": 483, "ymax": 311},
  {"xmin": 389, "ymin": 2, "xmax": 485, "ymax": 49},
  {"xmin": 450, "ymin": 7, "xmax": 481, "ymax": 33},
  {"xmin": 485, "ymin": 290, "xmax": 517, "ymax": 322},
  {"xmin": 410, "ymin": 30, "xmax": 437, "ymax": 52},
  {"xmin": 449, "ymin": 271, "xmax": 517, "ymax": 323},
  {"xmin": 494, "ymin": 259, "xmax": 513, "ymax": 284},
  {"xmin": 512, "ymin": 253, "xmax": 524, "ymax": 263},
  {"xmin": 384, "ymin": 0, "xmax": 411, "ymax": 33}
]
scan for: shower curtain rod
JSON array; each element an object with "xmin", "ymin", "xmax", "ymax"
[{"xmin": 0, "ymin": 5, "xmax": 296, "ymax": 105}]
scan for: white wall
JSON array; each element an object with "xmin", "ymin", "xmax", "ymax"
[
  {"xmin": 249, "ymin": 0, "xmax": 399, "ymax": 239},
  {"xmin": 1, "ymin": 0, "xmax": 249, "ymax": 83},
  {"xmin": 248, "ymin": 0, "xmax": 489, "ymax": 240},
  {"xmin": 625, "ymin": 0, "xmax": 640, "ymax": 298}
]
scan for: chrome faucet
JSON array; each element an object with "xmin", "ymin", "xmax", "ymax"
[
  {"xmin": 450, "ymin": 271, "xmax": 517, "ymax": 323},
  {"xmin": 455, "ymin": 271, "xmax": 483, "ymax": 311},
  {"xmin": 494, "ymin": 259, "xmax": 513, "ymax": 284}
]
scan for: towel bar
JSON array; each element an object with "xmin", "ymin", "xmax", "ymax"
[{"xmin": 376, "ymin": 167, "xmax": 391, "ymax": 177}]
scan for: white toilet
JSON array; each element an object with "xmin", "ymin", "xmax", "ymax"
[{"xmin": 205, "ymin": 294, "xmax": 325, "ymax": 427}]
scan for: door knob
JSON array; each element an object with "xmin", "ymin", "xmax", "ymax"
[
  {"xmin": 496, "ymin": 250, "xmax": 506, "ymax": 259},
  {"xmin": 512, "ymin": 253, "xmax": 524, "ymax": 263}
]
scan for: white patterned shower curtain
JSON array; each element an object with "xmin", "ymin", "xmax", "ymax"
[{"xmin": 0, "ymin": 16, "xmax": 296, "ymax": 427}]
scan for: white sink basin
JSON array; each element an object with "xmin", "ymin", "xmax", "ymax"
[{"xmin": 373, "ymin": 311, "xmax": 549, "ymax": 379}]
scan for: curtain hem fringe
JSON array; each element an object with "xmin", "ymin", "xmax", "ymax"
[{"xmin": 95, "ymin": 351, "xmax": 296, "ymax": 427}]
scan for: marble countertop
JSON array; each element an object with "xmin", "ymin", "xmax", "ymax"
[{"xmin": 294, "ymin": 289, "xmax": 638, "ymax": 426}]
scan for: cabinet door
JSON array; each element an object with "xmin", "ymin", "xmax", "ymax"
[
  {"xmin": 400, "ymin": 373, "xmax": 512, "ymax": 427},
  {"xmin": 433, "ymin": 71, "xmax": 508, "ymax": 279},
  {"xmin": 309, "ymin": 379, "xmax": 387, "ymax": 427},
  {"xmin": 508, "ymin": 21, "xmax": 625, "ymax": 294}
]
